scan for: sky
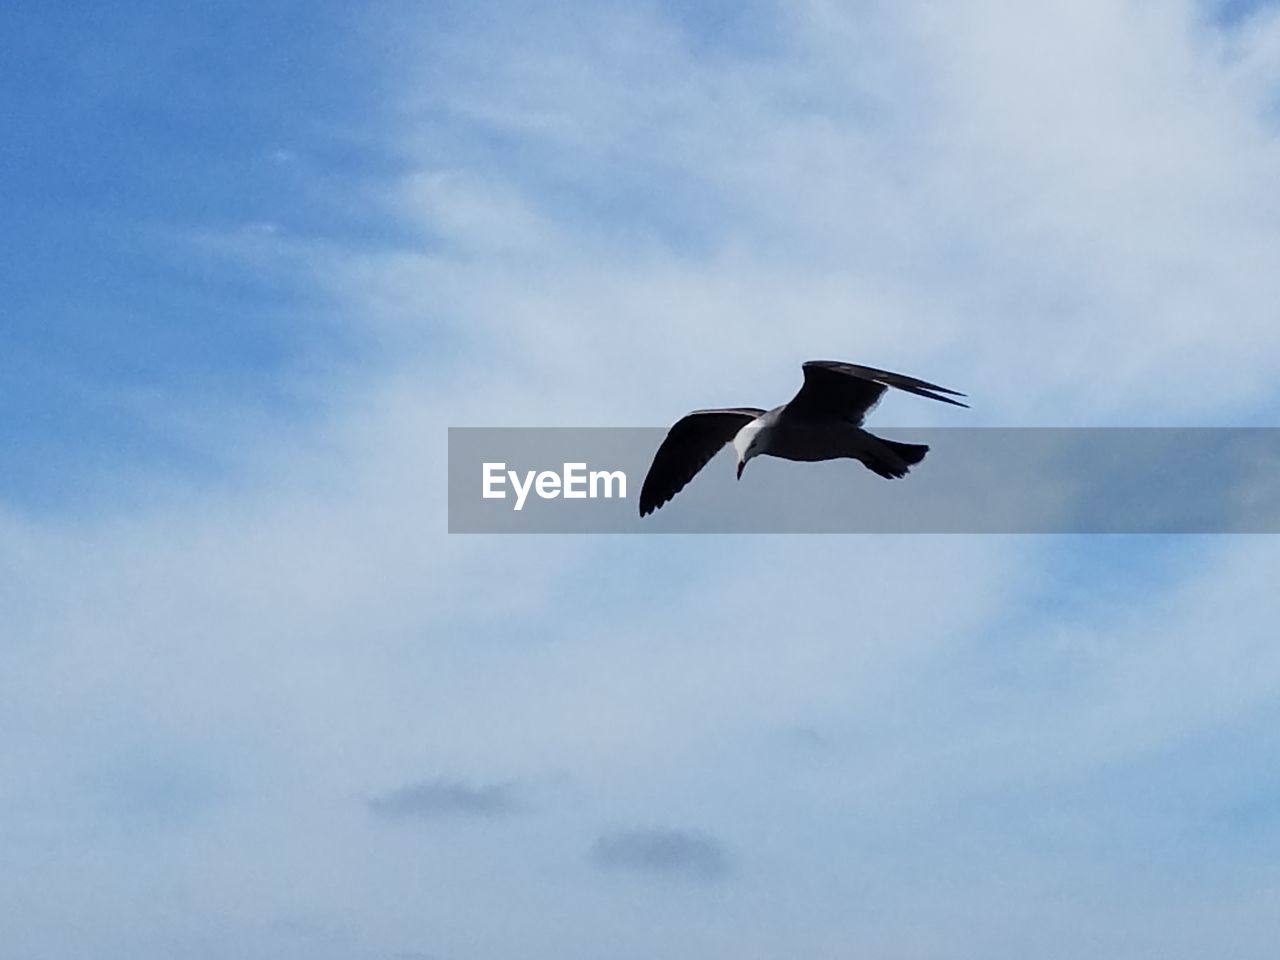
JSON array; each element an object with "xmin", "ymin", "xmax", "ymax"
[{"xmin": 4, "ymin": 0, "xmax": 1280, "ymax": 957}]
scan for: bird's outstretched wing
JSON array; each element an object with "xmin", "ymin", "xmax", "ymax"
[
  {"xmin": 786, "ymin": 360, "xmax": 968, "ymax": 423},
  {"xmin": 640, "ymin": 408, "xmax": 766, "ymax": 516}
]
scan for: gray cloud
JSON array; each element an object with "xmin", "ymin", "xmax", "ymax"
[
  {"xmin": 591, "ymin": 827, "xmax": 732, "ymax": 881},
  {"xmin": 782, "ymin": 724, "xmax": 830, "ymax": 750},
  {"xmin": 367, "ymin": 778, "xmax": 524, "ymax": 821}
]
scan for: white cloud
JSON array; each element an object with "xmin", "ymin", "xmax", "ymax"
[{"xmin": 353, "ymin": 0, "xmax": 1280, "ymax": 425}]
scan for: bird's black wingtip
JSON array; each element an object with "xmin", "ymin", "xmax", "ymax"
[{"xmin": 804, "ymin": 360, "xmax": 969, "ymax": 404}]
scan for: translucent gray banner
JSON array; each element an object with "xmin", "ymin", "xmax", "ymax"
[{"xmin": 447, "ymin": 428, "xmax": 1280, "ymax": 533}]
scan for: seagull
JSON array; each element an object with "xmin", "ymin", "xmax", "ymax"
[{"xmin": 639, "ymin": 360, "xmax": 968, "ymax": 517}]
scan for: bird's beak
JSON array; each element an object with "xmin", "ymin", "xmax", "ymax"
[{"xmin": 736, "ymin": 460, "xmax": 745, "ymax": 480}]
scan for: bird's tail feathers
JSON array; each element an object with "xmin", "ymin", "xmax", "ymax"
[{"xmin": 860, "ymin": 438, "xmax": 929, "ymax": 479}]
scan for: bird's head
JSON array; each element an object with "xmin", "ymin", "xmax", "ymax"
[{"xmin": 732, "ymin": 420, "xmax": 766, "ymax": 481}]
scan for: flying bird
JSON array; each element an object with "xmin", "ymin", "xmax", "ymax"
[{"xmin": 639, "ymin": 361, "xmax": 968, "ymax": 517}]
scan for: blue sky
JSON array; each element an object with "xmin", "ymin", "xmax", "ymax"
[
  {"xmin": 5, "ymin": 2, "xmax": 1280, "ymax": 958},
  {"xmin": 1, "ymin": 0, "xmax": 393, "ymax": 505}
]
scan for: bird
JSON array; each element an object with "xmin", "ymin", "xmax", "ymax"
[{"xmin": 638, "ymin": 360, "xmax": 968, "ymax": 517}]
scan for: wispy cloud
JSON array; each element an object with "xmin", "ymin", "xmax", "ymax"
[
  {"xmin": 367, "ymin": 778, "xmax": 526, "ymax": 821},
  {"xmin": 591, "ymin": 827, "xmax": 732, "ymax": 881}
]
